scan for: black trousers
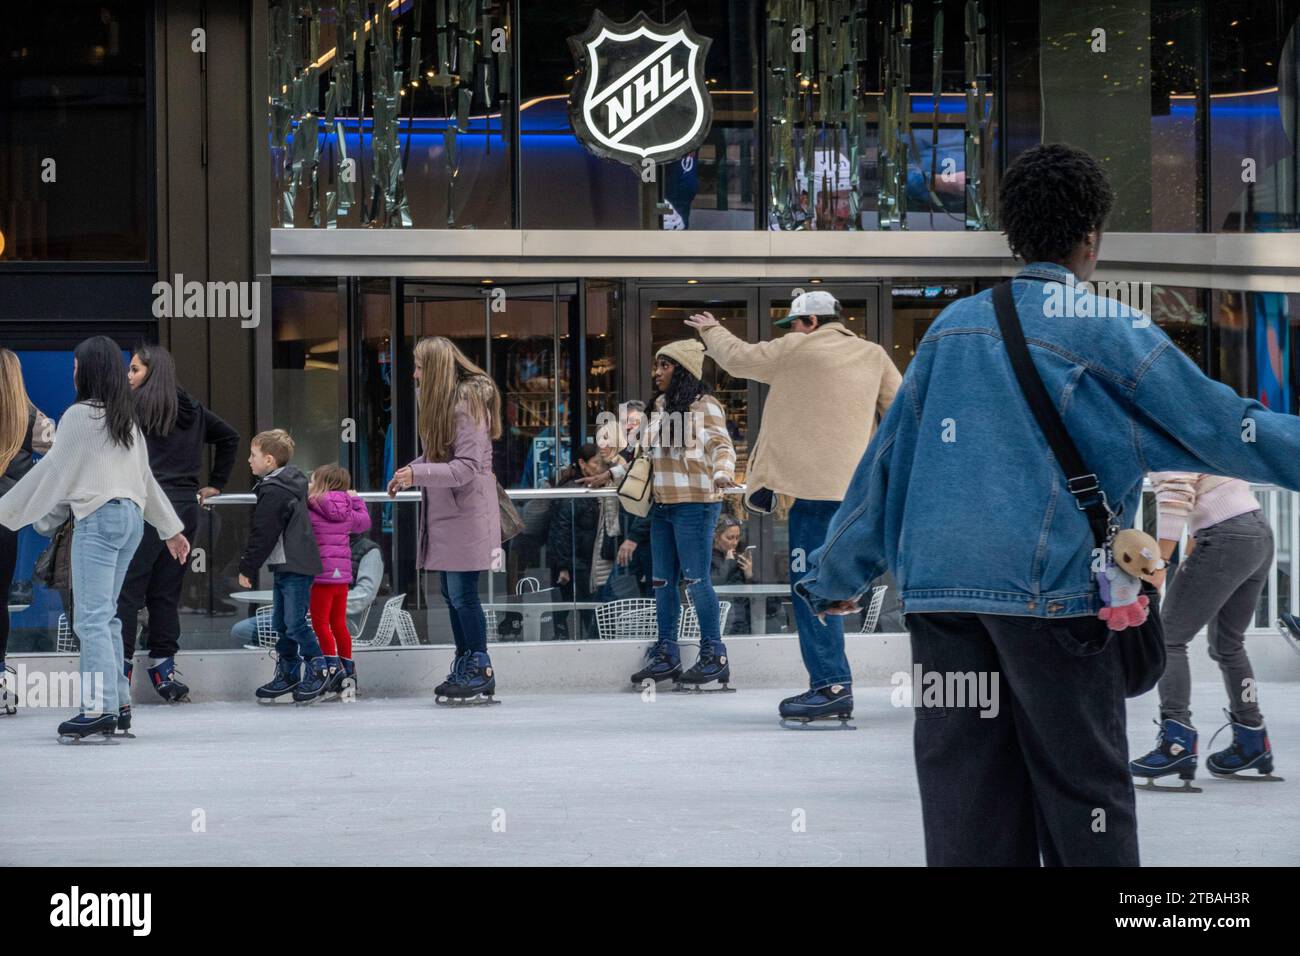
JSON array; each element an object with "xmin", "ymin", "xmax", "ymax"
[
  {"xmin": 117, "ymin": 497, "xmax": 199, "ymax": 660},
  {"xmin": 907, "ymin": 611, "xmax": 1138, "ymax": 867},
  {"xmin": 0, "ymin": 523, "xmax": 16, "ymax": 660}
]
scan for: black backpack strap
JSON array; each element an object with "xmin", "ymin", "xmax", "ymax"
[{"xmin": 992, "ymin": 281, "xmax": 1113, "ymax": 549}]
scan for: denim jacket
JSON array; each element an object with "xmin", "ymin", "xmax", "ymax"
[{"xmin": 797, "ymin": 262, "xmax": 1300, "ymax": 619}]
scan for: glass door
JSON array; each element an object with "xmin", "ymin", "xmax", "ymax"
[{"xmin": 638, "ymin": 286, "xmax": 761, "ymax": 483}]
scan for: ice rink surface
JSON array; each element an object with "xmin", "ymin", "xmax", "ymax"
[{"xmin": 3, "ymin": 682, "xmax": 1298, "ymax": 866}]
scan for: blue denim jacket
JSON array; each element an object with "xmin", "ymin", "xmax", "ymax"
[{"xmin": 797, "ymin": 261, "xmax": 1300, "ymax": 619}]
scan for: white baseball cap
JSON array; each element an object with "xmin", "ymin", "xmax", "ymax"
[{"xmin": 776, "ymin": 290, "xmax": 841, "ymax": 327}]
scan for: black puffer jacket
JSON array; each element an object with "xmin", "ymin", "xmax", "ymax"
[
  {"xmin": 238, "ymin": 465, "xmax": 323, "ymax": 579},
  {"xmin": 0, "ymin": 408, "xmax": 37, "ymax": 497},
  {"xmin": 547, "ymin": 477, "xmax": 601, "ymax": 577}
]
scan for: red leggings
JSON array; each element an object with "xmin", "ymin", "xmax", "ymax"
[{"xmin": 309, "ymin": 583, "xmax": 351, "ymax": 659}]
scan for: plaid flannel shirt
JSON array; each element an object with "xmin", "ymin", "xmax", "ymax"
[{"xmin": 635, "ymin": 393, "xmax": 736, "ymax": 504}]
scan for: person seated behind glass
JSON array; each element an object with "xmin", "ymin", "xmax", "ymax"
[
  {"xmin": 233, "ymin": 533, "xmax": 384, "ymax": 648},
  {"xmin": 711, "ymin": 515, "xmax": 753, "ymax": 634}
]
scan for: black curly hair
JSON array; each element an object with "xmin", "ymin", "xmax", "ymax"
[{"xmin": 999, "ymin": 144, "xmax": 1114, "ymax": 264}]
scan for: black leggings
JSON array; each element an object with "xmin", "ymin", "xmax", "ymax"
[{"xmin": 0, "ymin": 524, "xmax": 17, "ymax": 661}]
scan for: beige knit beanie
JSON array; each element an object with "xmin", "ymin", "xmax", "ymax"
[{"xmin": 656, "ymin": 339, "xmax": 707, "ymax": 380}]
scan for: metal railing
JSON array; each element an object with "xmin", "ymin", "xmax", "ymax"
[{"xmin": 205, "ymin": 482, "xmax": 1297, "ymax": 635}]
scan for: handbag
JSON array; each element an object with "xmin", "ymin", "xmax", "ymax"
[
  {"xmin": 497, "ymin": 482, "xmax": 525, "ymax": 543},
  {"xmin": 616, "ymin": 448, "xmax": 654, "ymax": 517},
  {"xmin": 34, "ymin": 518, "xmax": 74, "ymax": 592},
  {"xmin": 992, "ymin": 281, "xmax": 1166, "ymax": 698}
]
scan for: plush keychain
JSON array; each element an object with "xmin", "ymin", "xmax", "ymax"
[{"xmin": 1096, "ymin": 528, "xmax": 1164, "ymax": 631}]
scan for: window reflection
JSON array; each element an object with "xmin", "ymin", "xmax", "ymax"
[{"xmin": 272, "ymin": 279, "xmax": 341, "ymax": 472}]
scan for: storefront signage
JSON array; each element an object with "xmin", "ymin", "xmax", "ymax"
[{"xmin": 567, "ymin": 11, "xmax": 713, "ymax": 167}]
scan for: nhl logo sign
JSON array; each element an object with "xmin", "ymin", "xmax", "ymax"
[{"xmin": 568, "ymin": 11, "xmax": 713, "ymax": 167}]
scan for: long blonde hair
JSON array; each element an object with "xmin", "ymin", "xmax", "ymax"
[
  {"xmin": 0, "ymin": 349, "xmax": 33, "ymax": 474},
  {"xmin": 414, "ymin": 336, "xmax": 502, "ymax": 462}
]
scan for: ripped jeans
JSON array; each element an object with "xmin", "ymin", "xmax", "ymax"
[{"xmin": 650, "ymin": 501, "xmax": 723, "ymax": 643}]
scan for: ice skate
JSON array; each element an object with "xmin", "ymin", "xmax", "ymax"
[
  {"xmin": 255, "ymin": 656, "xmax": 301, "ymax": 703},
  {"xmin": 779, "ymin": 683, "xmax": 855, "ymax": 730},
  {"xmin": 1276, "ymin": 614, "xmax": 1300, "ymax": 659},
  {"xmin": 148, "ymin": 656, "xmax": 191, "ymax": 703},
  {"xmin": 1131, "ymin": 718, "xmax": 1202, "ymax": 793},
  {"xmin": 336, "ymin": 658, "xmax": 357, "ymax": 699},
  {"xmin": 674, "ymin": 640, "xmax": 735, "ymax": 693},
  {"xmin": 1, "ymin": 662, "xmax": 16, "ymax": 716},
  {"xmin": 292, "ymin": 657, "xmax": 331, "ymax": 704},
  {"xmin": 434, "ymin": 652, "xmax": 468, "ymax": 699},
  {"xmin": 1207, "ymin": 711, "xmax": 1284, "ymax": 782},
  {"xmin": 630, "ymin": 639, "xmax": 682, "ymax": 685},
  {"xmin": 318, "ymin": 656, "xmax": 343, "ymax": 700},
  {"xmin": 435, "ymin": 651, "xmax": 500, "ymax": 706},
  {"xmin": 114, "ymin": 705, "xmax": 136, "ymax": 738},
  {"xmin": 56, "ymin": 713, "xmax": 119, "ymax": 745}
]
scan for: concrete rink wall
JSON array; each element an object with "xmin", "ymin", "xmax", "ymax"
[{"xmin": 10, "ymin": 629, "xmax": 1300, "ymax": 703}]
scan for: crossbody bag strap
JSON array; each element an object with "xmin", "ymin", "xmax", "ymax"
[{"xmin": 992, "ymin": 281, "xmax": 1112, "ymax": 549}]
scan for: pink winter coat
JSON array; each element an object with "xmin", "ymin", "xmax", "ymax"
[
  {"xmin": 412, "ymin": 407, "xmax": 501, "ymax": 572},
  {"xmin": 307, "ymin": 491, "xmax": 372, "ymax": 585}
]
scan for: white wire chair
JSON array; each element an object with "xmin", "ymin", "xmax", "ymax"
[
  {"xmin": 55, "ymin": 613, "xmax": 78, "ymax": 654},
  {"xmin": 596, "ymin": 598, "xmax": 657, "ymax": 640},
  {"xmin": 679, "ymin": 601, "xmax": 731, "ymax": 641},
  {"xmin": 253, "ymin": 605, "xmax": 279, "ymax": 649},
  {"xmin": 859, "ymin": 585, "xmax": 888, "ymax": 634},
  {"xmin": 358, "ymin": 594, "xmax": 420, "ymax": 648}
]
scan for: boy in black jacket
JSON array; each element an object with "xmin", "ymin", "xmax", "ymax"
[{"xmin": 237, "ymin": 429, "xmax": 327, "ymax": 703}]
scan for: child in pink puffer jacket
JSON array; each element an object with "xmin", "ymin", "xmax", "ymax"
[{"xmin": 307, "ymin": 465, "xmax": 372, "ymax": 695}]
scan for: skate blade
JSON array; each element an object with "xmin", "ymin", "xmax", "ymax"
[
  {"xmin": 1210, "ymin": 770, "xmax": 1285, "ymax": 782},
  {"xmin": 673, "ymin": 682, "xmax": 736, "ymax": 694},
  {"xmin": 434, "ymin": 695, "xmax": 501, "ymax": 706},
  {"xmin": 57, "ymin": 733, "xmax": 119, "ymax": 745},
  {"xmin": 1136, "ymin": 777, "xmax": 1202, "ymax": 794},
  {"xmin": 113, "ymin": 731, "xmax": 136, "ymax": 739},
  {"xmin": 779, "ymin": 717, "xmax": 856, "ymax": 731}
]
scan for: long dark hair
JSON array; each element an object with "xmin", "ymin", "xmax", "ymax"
[
  {"xmin": 132, "ymin": 343, "xmax": 180, "ymax": 436},
  {"xmin": 74, "ymin": 336, "xmax": 135, "ymax": 449},
  {"xmin": 660, "ymin": 364, "xmax": 712, "ymax": 415}
]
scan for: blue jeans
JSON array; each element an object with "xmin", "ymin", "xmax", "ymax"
[
  {"xmin": 272, "ymin": 572, "xmax": 320, "ymax": 660},
  {"xmin": 650, "ymin": 502, "xmax": 722, "ymax": 643},
  {"xmin": 439, "ymin": 570, "xmax": 486, "ymax": 655},
  {"xmin": 71, "ymin": 499, "xmax": 144, "ymax": 714},
  {"xmin": 790, "ymin": 498, "xmax": 850, "ymax": 688}
]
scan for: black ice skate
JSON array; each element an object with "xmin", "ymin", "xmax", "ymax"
[
  {"xmin": 779, "ymin": 683, "xmax": 855, "ymax": 730},
  {"xmin": 435, "ymin": 651, "xmax": 500, "ymax": 706},
  {"xmin": 1206, "ymin": 711, "xmax": 1284, "ymax": 782},
  {"xmin": 256, "ymin": 656, "xmax": 301, "ymax": 703},
  {"xmin": 114, "ymin": 705, "xmax": 136, "ymax": 738},
  {"xmin": 630, "ymin": 639, "xmax": 682, "ymax": 685},
  {"xmin": 674, "ymin": 640, "xmax": 735, "ymax": 693},
  {"xmin": 435, "ymin": 652, "xmax": 469, "ymax": 699},
  {"xmin": 1, "ymin": 662, "xmax": 16, "ymax": 716},
  {"xmin": 292, "ymin": 657, "xmax": 332, "ymax": 704},
  {"xmin": 148, "ymin": 656, "xmax": 191, "ymax": 702},
  {"xmin": 1131, "ymin": 718, "xmax": 1202, "ymax": 793},
  {"xmin": 56, "ymin": 713, "xmax": 119, "ymax": 745}
]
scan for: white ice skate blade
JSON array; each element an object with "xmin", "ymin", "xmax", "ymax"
[
  {"xmin": 779, "ymin": 717, "xmax": 857, "ymax": 731},
  {"xmin": 1136, "ymin": 777, "xmax": 1203, "ymax": 794},
  {"xmin": 1209, "ymin": 771, "xmax": 1285, "ymax": 782}
]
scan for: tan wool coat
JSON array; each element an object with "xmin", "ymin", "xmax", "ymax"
[{"xmin": 700, "ymin": 321, "xmax": 902, "ymax": 501}]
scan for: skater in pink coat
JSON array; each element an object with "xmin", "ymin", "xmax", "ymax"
[{"xmin": 387, "ymin": 336, "xmax": 502, "ymax": 704}]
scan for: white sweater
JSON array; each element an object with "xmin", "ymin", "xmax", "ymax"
[{"xmin": 0, "ymin": 402, "xmax": 183, "ymax": 539}]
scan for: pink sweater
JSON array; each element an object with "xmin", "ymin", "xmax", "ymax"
[{"xmin": 1149, "ymin": 473, "xmax": 1260, "ymax": 540}]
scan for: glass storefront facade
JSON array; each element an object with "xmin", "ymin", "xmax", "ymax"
[{"xmin": 264, "ymin": 0, "xmax": 1300, "ymax": 233}]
